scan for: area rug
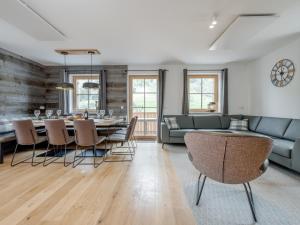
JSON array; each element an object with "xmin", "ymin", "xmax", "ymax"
[{"xmin": 166, "ymin": 144, "xmax": 300, "ymax": 225}]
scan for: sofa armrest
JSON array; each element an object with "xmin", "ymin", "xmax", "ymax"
[
  {"xmin": 292, "ymin": 138, "xmax": 300, "ymax": 173},
  {"xmin": 161, "ymin": 122, "xmax": 170, "ymax": 143}
]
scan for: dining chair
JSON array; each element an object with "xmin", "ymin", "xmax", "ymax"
[
  {"xmin": 11, "ymin": 120, "xmax": 47, "ymax": 167},
  {"xmin": 105, "ymin": 116, "xmax": 137, "ymax": 162},
  {"xmin": 73, "ymin": 119, "xmax": 106, "ymax": 168},
  {"xmin": 184, "ymin": 131, "xmax": 272, "ymax": 223},
  {"xmin": 43, "ymin": 119, "xmax": 75, "ymax": 167},
  {"xmin": 111, "ymin": 116, "xmax": 138, "ymax": 150}
]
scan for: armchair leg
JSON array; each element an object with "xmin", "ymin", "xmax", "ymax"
[
  {"xmin": 243, "ymin": 183, "xmax": 257, "ymax": 223},
  {"xmin": 196, "ymin": 174, "xmax": 207, "ymax": 206}
]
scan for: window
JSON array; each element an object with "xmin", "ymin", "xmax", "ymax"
[
  {"xmin": 129, "ymin": 75, "xmax": 158, "ymax": 138},
  {"xmin": 70, "ymin": 75, "xmax": 99, "ymax": 112},
  {"xmin": 188, "ymin": 74, "xmax": 219, "ymax": 113}
]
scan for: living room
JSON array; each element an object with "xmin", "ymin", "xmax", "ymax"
[{"xmin": 0, "ymin": 0, "xmax": 300, "ymax": 225}]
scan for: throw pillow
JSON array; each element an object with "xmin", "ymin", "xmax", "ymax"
[
  {"xmin": 165, "ymin": 117, "xmax": 180, "ymax": 130},
  {"xmin": 229, "ymin": 118, "xmax": 249, "ymax": 131}
]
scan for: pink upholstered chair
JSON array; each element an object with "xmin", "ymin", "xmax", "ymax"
[
  {"xmin": 184, "ymin": 131, "xmax": 273, "ymax": 223},
  {"xmin": 73, "ymin": 120, "xmax": 106, "ymax": 168},
  {"xmin": 105, "ymin": 116, "xmax": 138, "ymax": 162},
  {"xmin": 11, "ymin": 120, "xmax": 47, "ymax": 166},
  {"xmin": 44, "ymin": 119, "xmax": 75, "ymax": 167}
]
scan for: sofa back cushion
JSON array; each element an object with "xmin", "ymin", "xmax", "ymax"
[
  {"xmin": 193, "ymin": 116, "xmax": 222, "ymax": 129},
  {"xmin": 164, "ymin": 115, "xmax": 194, "ymax": 129},
  {"xmin": 255, "ymin": 117, "xmax": 292, "ymax": 138},
  {"xmin": 220, "ymin": 115, "xmax": 243, "ymax": 129},
  {"xmin": 283, "ymin": 119, "xmax": 300, "ymax": 141},
  {"xmin": 242, "ymin": 115, "xmax": 262, "ymax": 131}
]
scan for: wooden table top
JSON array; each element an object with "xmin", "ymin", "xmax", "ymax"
[{"xmin": 0, "ymin": 118, "xmax": 124, "ymax": 135}]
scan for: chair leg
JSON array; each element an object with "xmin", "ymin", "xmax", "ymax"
[
  {"xmin": 31, "ymin": 144, "xmax": 43, "ymax": 166},
  {"xmin": 243, "ymin": 183, "xmax": 257, "ymax": 223},
  {"xmin": 11, "ymin": 144, "xmax": 35, "ymax": 167},
  {"xmin": 63, "ymin": 145, "xmax": 72, "ymax": 167},
  {"xmin": 196, "ymin": 174, "xmax": 207, "ymax": 206}
]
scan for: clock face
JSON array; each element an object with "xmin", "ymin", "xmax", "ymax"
[{"xmin": 270, "ymin": 59, "xmax": 295, "ymax": 87}]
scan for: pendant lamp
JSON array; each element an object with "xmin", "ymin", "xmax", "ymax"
[
  {"xmin": 56, "ymin": 52, "xmax": 74, "ymax": 90},
  {"xmin": 82, "ymin": 51, "xmax": 99, "ymax": 89}
]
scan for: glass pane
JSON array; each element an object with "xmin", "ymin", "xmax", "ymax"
[
  {"xmin": 76, "ymin": 95, "xmax": 98, "ymax": 110},
  {"xmin": 132, "ymin": 79, "xmax": 144, "ymax": 93},
  {"xmin": 134, "ymin": 119, "xmax": 144, "ymax": 136},
  {"xmin": 89, "ymin": 95, "xmax": 99, "ymax": 109},
  {"xmin": 145, "ymin": 109, "xmax": 157, "ymax": 134},
  {"xmin": 189, "ymin": 94, "xmax": 202, "ymax": 110},
  {"xmin": 145, "ymin": 79, "xmax": 157, "ymax": 93},
  {"xmin": 132, "ymin": 107, "xmax": 144, "ymax": 118},
  {"xmin": 145, "ymin": 94, "xmax": 157, "ymax": 108},
  {"xmin": 132, "ymin": 94, "xmax": 144, "ymax": 107},
  {"xmin": 76, "ymin": 78, "xmax": 99, "ymax": 95},
  {"xmin": 202, "ymin": 78, "xmax": 215, "ymax": 93},
  {"xmin": 77, "ymin": 95, "xmax": 89, "ymax": 109},
  {"xmin": 189, "ymin": 78, "xmax": 202, "ymax": 93},
  {"xmin": 202, "ymin": 94, "xmax": 214, "ymax": 109}
]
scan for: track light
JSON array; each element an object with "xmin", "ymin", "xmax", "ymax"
[{"xmin": 209, "ymin": 15, "xmax": 218, "ymax": 29}]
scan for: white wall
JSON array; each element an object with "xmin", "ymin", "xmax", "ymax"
[
  {"xmin": 128, "ymin": 63, "xmax": 250, "ymax": 115},
  {"xmin": 246, "ymin": 37, "xmax": 300, "ymax": 119}
]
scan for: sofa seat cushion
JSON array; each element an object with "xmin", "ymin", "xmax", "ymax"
[
  {"xmin": 272, "ymin": 139, "xmax": 294, "ymax": 158},
  {"xmin": 170, "ymin": 129, "xmax": 196, "ymax": 138}
]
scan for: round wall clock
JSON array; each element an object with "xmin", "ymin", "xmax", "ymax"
[{"xmin": 270, "ymin": 59, "xmax": 295, "ymax": 87}]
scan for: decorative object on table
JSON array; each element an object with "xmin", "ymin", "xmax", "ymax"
[
  {"xmin": 34, "ymin": 110, "xmax": 40, "ymax": 120},
  {"xmin": 100, "ymin": 110, "xmax": 105, "ymax": 119},
  {"xmin": 270, "ymin": 59, "xmax": 295, "ymax": 87},
  {"xmin": 208, "ymin": 102, "xmax": 217, "ymax": 112},
  {"xmin": 108, "ymin": 109, "xmax": 114, "ymax": 118},
  {"xmin": 82, "ymin": 51, "xmax": 99, "ymax": 89},
  {"xmin": 56, "ymin": 51, "xmax": 74, "ymax": 90},
  {"xmin": 45, "ymin": 110, "xmax": 53, "ymax": 119},
  {"xmin": 229, "ymin": 118, "xmax": 249, "ymax": 131},
  {"xmin": 84, "ymin": 109, "xmax": 89, "ymax": 120},
  {"xmin": 56, "ymin": 109, "xmax": 62, "ymax": 118}
]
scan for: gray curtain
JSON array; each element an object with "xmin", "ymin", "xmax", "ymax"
[
  {"xmin": 157, "ymin": 69, "xmax": 166, "ymax": 143},
  {"xmin": 182, "ymin": 69, "xmax": 189, "ymax": 115},
  {"xmin": 221, "ymin": 68, "xmax": 229, "ymax": 115},
  {"xmin": 100, "ymin": 69, "xmax": 107, "ymax": 111}
]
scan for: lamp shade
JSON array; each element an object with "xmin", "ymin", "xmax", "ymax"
[
  {"xmin": 82, "ymin": 82, "xmax": 99, "ymax": 89},
  {"xmin": 56, "ymin": 82, "xmax": 74, "ymax": 90}
]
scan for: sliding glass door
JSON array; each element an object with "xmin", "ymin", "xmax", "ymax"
[{"xmin": 129, "ymin": 75, "xmax": 158, "ymax": 139}]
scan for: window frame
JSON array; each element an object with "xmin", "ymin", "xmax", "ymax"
[
  {"xmin": 71, "ymin": 75, "xmax": 100, "ymax": 113},
  {"xmin": 187, "ymin": 74, "xmax": 219, "ymax": 113}
]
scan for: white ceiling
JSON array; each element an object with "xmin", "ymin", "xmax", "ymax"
[{"xmin": 0, "ymin": 0, "xmax": 300, "ymax": 66}]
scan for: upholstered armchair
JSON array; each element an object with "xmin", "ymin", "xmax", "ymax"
[{"xmin": 184, "ymin": 131, "xmax": 272, "ymax": 223}]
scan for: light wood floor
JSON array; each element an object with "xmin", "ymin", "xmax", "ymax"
[{"xmin": 0, "ymin": 142, "xmax": 196, "ymax": 225}]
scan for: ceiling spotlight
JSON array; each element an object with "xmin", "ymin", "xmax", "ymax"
[
  {"xmin": 209, "ymin": 25, "xmax": 215, "ymax": 29},
  {"xmin": 212, "ymin": 20, "xmax": 217, "ymax": 25}
]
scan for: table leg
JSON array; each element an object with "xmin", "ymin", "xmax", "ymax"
[{"xmin": 0, "ymin": 143, "xmax": 3, "ymax": 164}]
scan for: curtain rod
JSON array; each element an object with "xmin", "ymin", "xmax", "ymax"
[
  {"xmin": 186, "ymin": 69, "xmax": 223, "ymax": 72},
  {"xmin": 126, "ymin": 69, "xmax": 168, "ymax": 72}
]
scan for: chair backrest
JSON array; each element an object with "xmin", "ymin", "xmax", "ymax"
[
  {"xmin": 74, "ymin": 120, "xmax": 98, "ymax": 146},
  {"xmin": 184, "ymin": 132, "xmax": 273, "ymax": 184},
  {"xmin": 125, "ymin": 117, "xmax": 137, "ymax": 140},
  {"xmin": 44, "ymin": 119, "xmax": 69, "ymax": 145},
  {"xmin": 13, "ymin": 120, "xmax": 38, "ymax": 145}
]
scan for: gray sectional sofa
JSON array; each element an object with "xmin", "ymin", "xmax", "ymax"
[{"xmin": 161, "ymin": 115, "xmax": 300, "ymax": 173}]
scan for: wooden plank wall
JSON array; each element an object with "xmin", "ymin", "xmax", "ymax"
[
  {"xmin": 44, "ymin": 65, "xmax": 128, "ymax": 116},
  {"xmin": 0, "ymin": 48, "xmax": 47, "ymax": 119}
]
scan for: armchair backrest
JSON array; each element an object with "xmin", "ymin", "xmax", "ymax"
[
  {"xmin": 74, "ymin": 120, "xmax": 98, "ymax": 146},
  {"xmin": 13, "ymin": 120, "xmax": 38, "ymax": 145},
  {"xmin": 44, "ymin": 119, "xmax": 69, "ymax": 145},
  {"xmin": 184, "ymin": 132, "xmax": 272, "ymax": 184}
]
